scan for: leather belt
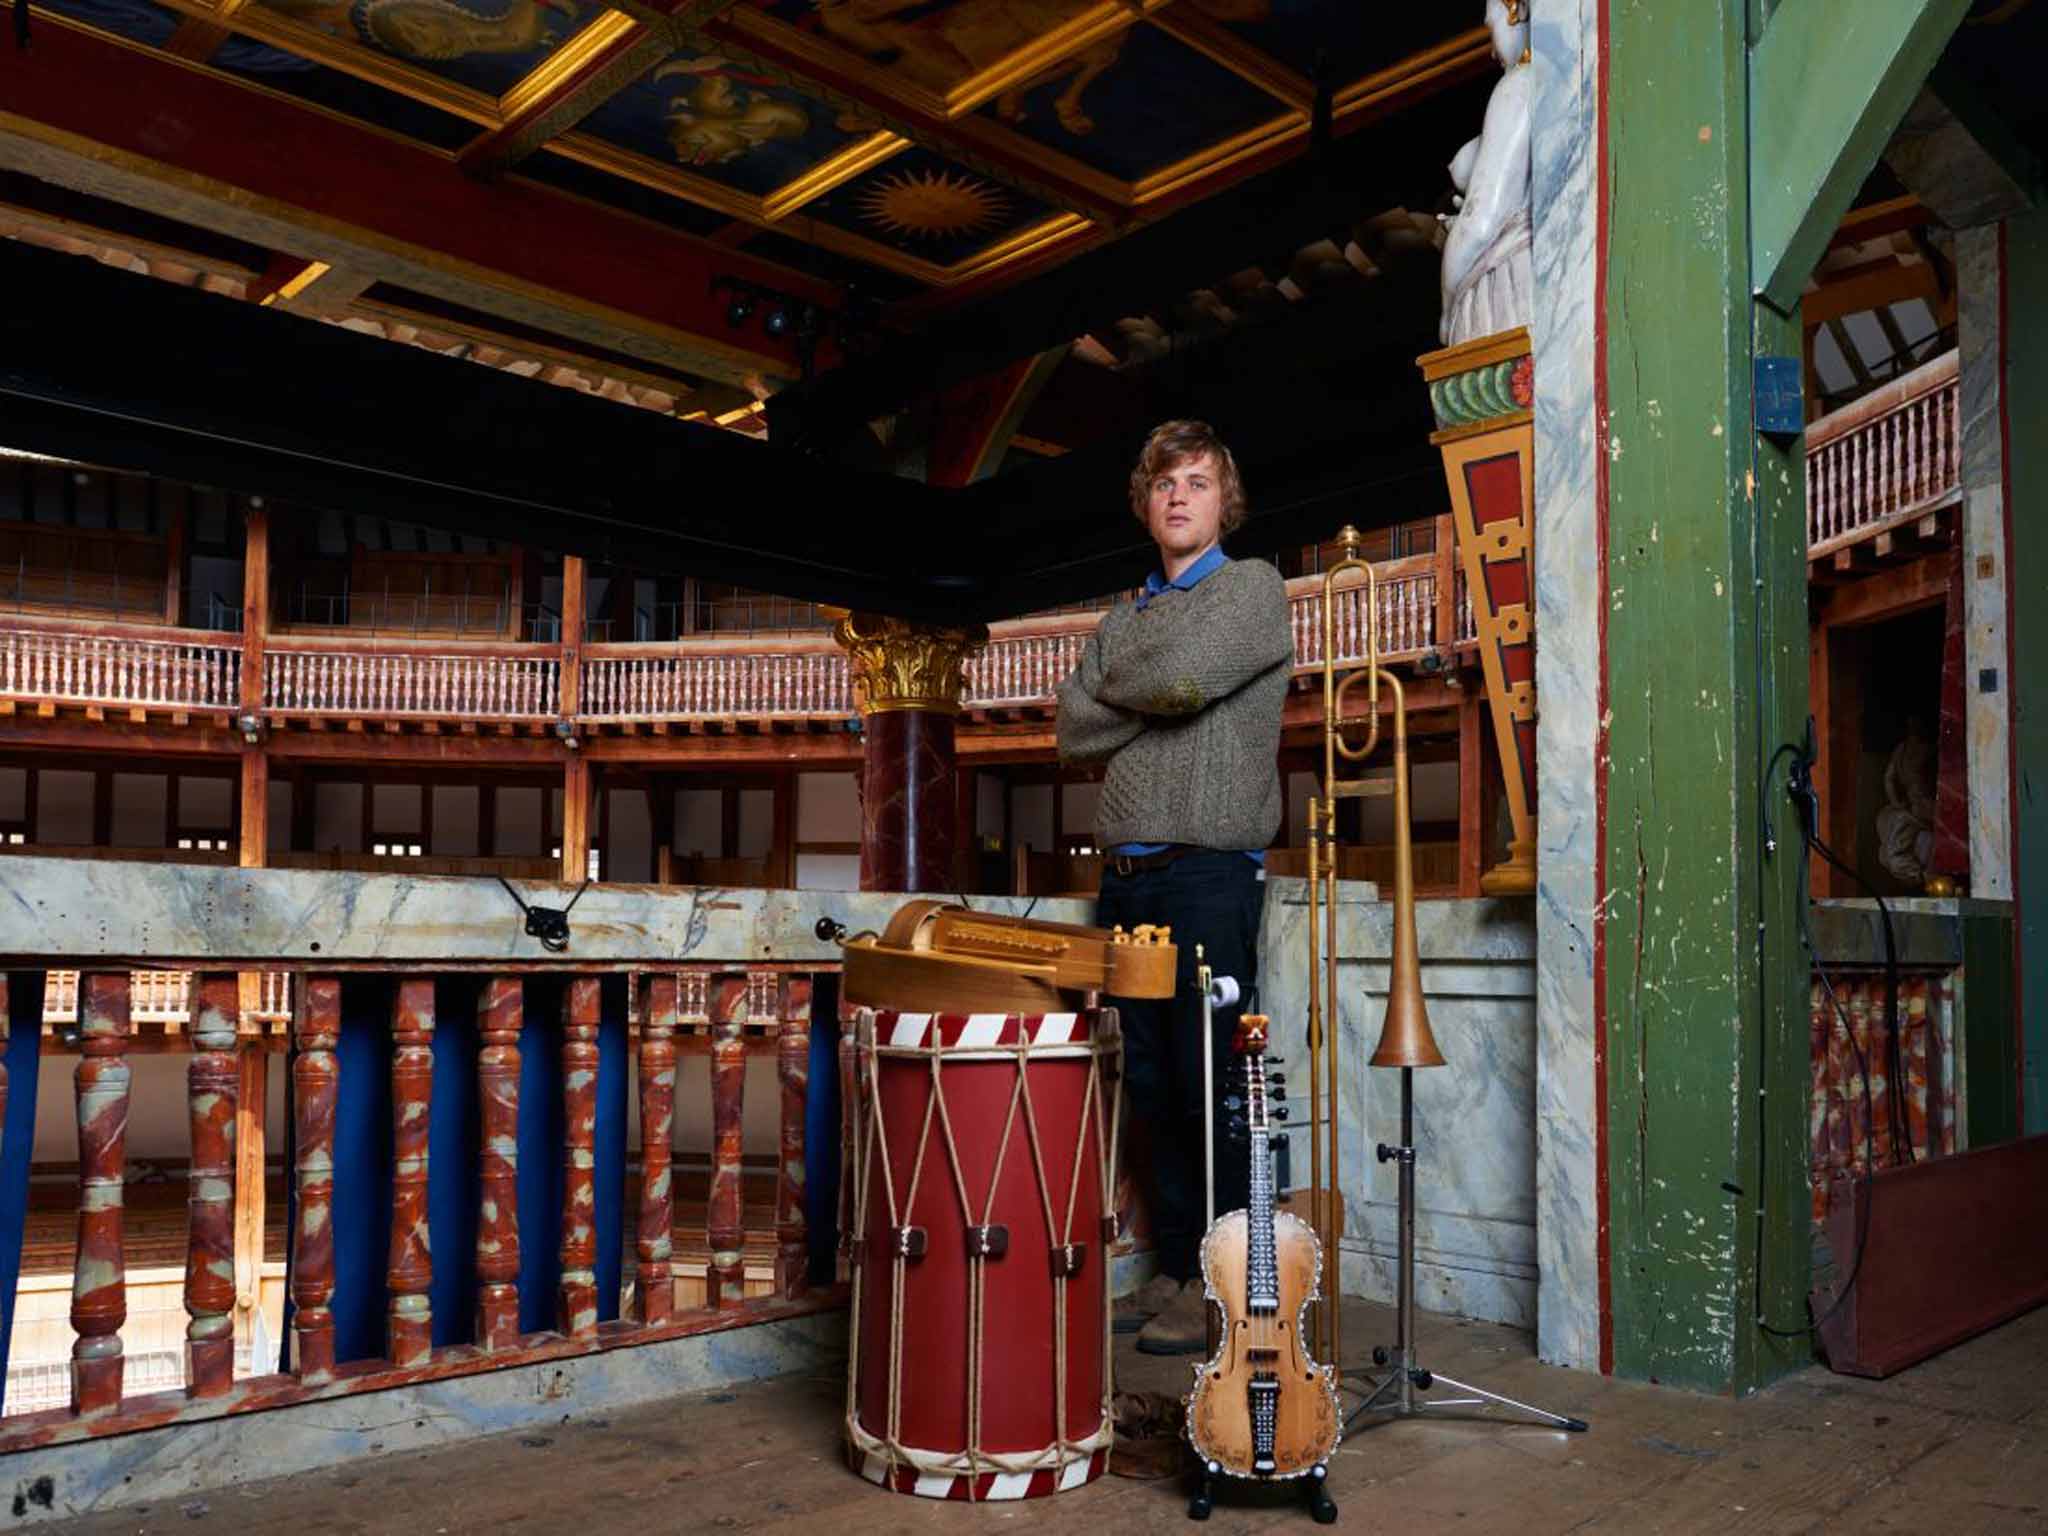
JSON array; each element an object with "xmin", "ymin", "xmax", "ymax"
[{"xmin": 1108, "ymin": 845, "xmax": 1195, "ymax": 878}]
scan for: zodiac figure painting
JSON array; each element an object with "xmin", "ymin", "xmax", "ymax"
[
  {"xmin": 653, "ymin": 57, "xmax": 812, "ymax": 167},
  {"xmin": 259, "ymin": 0, "xmax": 578, "ymax": 63},
  {"xmin": 793, "ymin": 0, "xmax": 1269, "ymax": 137}
]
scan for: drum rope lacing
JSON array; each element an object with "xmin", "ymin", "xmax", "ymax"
[{"xmin": 844, "ymin": 1011, "xmax": 1122, "ymax": 1499}]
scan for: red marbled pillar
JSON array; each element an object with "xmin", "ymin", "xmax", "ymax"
[
  {"xmin": 185, "ymin": 976, "xmax": 241, "ymax": 1399},
  {"xmin": 558, "ymin": 976, "xmax": 600, "ymax": 1339},
  {"xmin": 858, "ymin": 708, "xmax": 958, "ymax": 893},
  {"xmin": 475, "ymin": 976, "xmax": 523, "ymax": 1351},
  {"xmin": 71, "ymin": 973, "xmax": 132, "ymax": 1416},
  {"xmin": 1930, "ymin": 547, "xmax": 1971, "ymax": 882},
  {"xmin": 292, "ymin": 977, "xmax": 342, "ymax": 1383},
  {"xmin": 635, "ymin": 974, "xmax": 679, "ymax": 1326},
  {"xmin": 775, "ymin": 975, "xmax": 811, "ymax": 1300},
  {"xmin": 706, "ymin": 971, "xmax": 747, "ymax": 1307},
  {"xmin": 387, "ymin": 979, "xmax": 434, "ymax": 1366}
]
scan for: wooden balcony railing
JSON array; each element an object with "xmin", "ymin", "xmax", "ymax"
[
  {"xmin": 580, "ymin": 639, "xmax": 850, "ymax": 722},
  {"xmin": 1807, "ymin": 349, "xmax": 1960, "ymax": 559},
  {"xmin": 0, "ymin": 962, "xmax": 834, "ymax": 1451},
  {"xmin": 265, "ymin": 639, "xmax": 559, "ymax": 721},
  {"xmin": 0, "ymin": 622, "xmax": 240, "ymax": 711},
  {"xmin": 1, "ymin": 550, "xmax": 1479, "ymax": 732}
]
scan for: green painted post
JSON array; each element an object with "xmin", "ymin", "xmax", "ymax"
[
  {"xmin": 2005, "ymin": 212, "xmax": 2048, "ymax": 1135},
  {"xmin": 1604, "ymin": 1, "xmax": 1812, "ymax": 1394}
]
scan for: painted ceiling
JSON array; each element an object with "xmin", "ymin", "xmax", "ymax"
[{"xmin": 27, "ymin": 0, "xmax": 1491, "ymax": 299}]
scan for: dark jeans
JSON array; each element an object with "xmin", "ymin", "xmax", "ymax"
[{"xmin": 1097, "ymin": 850, "xmax": 1262, "ymax": 1283}]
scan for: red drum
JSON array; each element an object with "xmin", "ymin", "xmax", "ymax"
[{"xmin": 845, "ymin": 1007, "xmax": 1121, "ymax": 1500}]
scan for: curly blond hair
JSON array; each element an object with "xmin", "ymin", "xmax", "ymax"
[{"xmin": 1128, "ymin": 420, "xmax": 1247, "ymax": 536}]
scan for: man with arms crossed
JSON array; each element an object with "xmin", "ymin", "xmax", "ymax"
[{"xmin": 1055, "ymin": 420, "xmax": 1291, "ymax": 1354}]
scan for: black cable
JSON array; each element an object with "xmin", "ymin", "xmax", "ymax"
[{"xmin": 497, "ymin": 875, "xmax": 593, "ymax": 953}]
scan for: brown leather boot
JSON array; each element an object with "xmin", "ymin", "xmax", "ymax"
[
  {"xmin": 1113, "ymin": 1270, "xmax": 1184, "ymax": 1335},
  {"xmin": 1135, "ymin": 1280, "xmax": 1208, "ymax": 1355}
]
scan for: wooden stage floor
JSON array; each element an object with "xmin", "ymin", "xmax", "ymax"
[{"xmin": 38, "ymin": 1297, "xmax": 2048, "ymax": 1534}]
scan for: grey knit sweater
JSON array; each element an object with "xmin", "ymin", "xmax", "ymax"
[{"xmin": 1055, "ymin": 556, "xmax": 1292, "ymax": 852}]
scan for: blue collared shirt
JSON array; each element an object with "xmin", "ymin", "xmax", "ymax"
[{"xmin": 1115, "ymin": 544, "xmax": 1263, "ymax": 866}]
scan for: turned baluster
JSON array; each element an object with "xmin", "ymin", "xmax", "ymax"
[
  {"xmin": 476, "ymin": 976, "xmax": 523, "ymax": 1349},
  {"xmin": 707, "ymin": 972, "xmax": 748, "ymax": 1307},
  {"xmin": 292, "ymin": 977, "xmax": 341, "ymax": 1382},
  {"xmin": 387, "ymin": 978, "xmax": 434, "ymax": 1366},
  {"xmin": 72, "ymin": 973, "xmax": 132, "ymax": 1415},
  {"xmin": 558, "ymin": 976, "xmax": 600, "ymax": 1338},
  {"xmin": 635, "ymin": 975, "xmax": 679, "ymax": 1325},
  {"xmin": 186, "ymin": 976, "xmax": 239, "ymax": 1397},
  {"xmin": 776, "ymin": 976, "xmax": 811, "ymax": 1299}
]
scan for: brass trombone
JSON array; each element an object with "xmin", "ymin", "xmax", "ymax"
[{"xmin": 1304, "ymin": 525, "xmax": 1444, "ymax": 1371}]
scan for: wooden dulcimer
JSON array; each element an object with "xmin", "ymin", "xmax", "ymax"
[
  {"xmin": 1186, "ymin": 1014, "xmax": 1340, "ymax": 1521},
  {"xmin": 839, "ymin": 898, "xmax": 1176, "ymax": 1013}
]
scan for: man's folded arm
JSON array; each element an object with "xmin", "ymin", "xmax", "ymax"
[{"xmin": 1095, "ymin": 561, "xmax": 1293, "ymax": 716}]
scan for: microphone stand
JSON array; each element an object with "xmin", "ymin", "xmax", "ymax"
[{"xmin": 1345, "ymin": 1066, "xmax": 1589, "ymax": 1434}]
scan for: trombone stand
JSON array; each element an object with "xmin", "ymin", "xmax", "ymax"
[{"xmin": 1343, "ymin": 1068, "xmax": 1589, "ymax": 1435}]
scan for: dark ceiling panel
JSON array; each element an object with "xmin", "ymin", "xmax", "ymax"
[
  {"xmin": 517, "ymin": 151, "xmax": 737, "ymax": 237},
  {"xmin": 209, "ymin": 36, "xmax": 483, "ymax": 151},
  {"xmin": 243, "ymin": 0, "xmax": 602, "ymax": 100},
  {"xmin": 984, "ymin": 22, "xmax": 1291, "ymax": 182}
]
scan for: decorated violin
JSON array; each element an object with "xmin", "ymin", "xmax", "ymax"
[{"xmin": 1185, "ymin": 1014, "xmax": 1340, "ymax": 1521}]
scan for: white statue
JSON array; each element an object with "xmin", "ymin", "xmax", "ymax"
[
  {"xmin": 1875, "ymin": 719, "xmax": 1937, "ymax": 887},
  {"xmin": 1439, "ymin": 0, "xmax": 1533, "ymax": 345}
]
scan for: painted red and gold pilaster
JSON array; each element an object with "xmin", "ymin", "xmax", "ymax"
[
  {"xmin": 72, "ymin": 974, "xmax": 132, "ymax": 1415},
  {"xmin": 186, "ymin": 976, "xmax": 240, "ymax": 1399},
  {"xmin": 476, "ymin": 976, "xmax": 523, "ymax": 1350},
  {"xmin": 636, "ymin": 974, "xmax": 679, "ymax": 1326},
  {"xmin": 559, "ymin": 976, "xmax": 600, "ymax": 1339},
  {"xmin": 387, "ymin": 979, "xmax": 434, "ymax": 1366},
  {"xmin": 706, "ymin": 971, "xmax": 748, "ymax": 1307},
  {"xmin": 827, "ymin": 609, "xmax": 988, "ymax": 893},
  {"xmin": 776, "ymin": 974, "xmax": 812, "ymax": 1300},
  {"xmin": 293, "ymin": 977, "xmax": 341, "ymax": 1382},
  {"xmin": 1419, "ymin": 326, "xmax": 1538, "ymax": 895}
]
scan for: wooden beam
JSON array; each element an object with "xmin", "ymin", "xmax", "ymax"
[
  {"xmin": 1749, "ymin": 0, "xmax": 1970, "ymax": 313},
  {"xmin": 0, "ymin": 20, "xmax": 827, "ymax": 390},
  {"xmin": 1803, "ymin": 256, "xmax": 1941, "ymax": 328},
  {"xmin": 459, "ymin": 19, "xmax": 673, "ymax": 178},
  {"xmin": 561, "ymin": 756, "xmax": 592, "ymax": 883}
]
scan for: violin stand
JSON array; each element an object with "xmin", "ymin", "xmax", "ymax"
[{"xmin": 1344, "ymin": 1069, "xmax": 1590, "ymax": 1436}]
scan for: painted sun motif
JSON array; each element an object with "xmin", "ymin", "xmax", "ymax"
[{"xmin": 857, "ymin": 169, "xmax": 1009, "ymax": 240}]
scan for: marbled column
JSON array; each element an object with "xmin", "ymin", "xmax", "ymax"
[
  {"xmin": 776, "ymin": 975, "xmax": 811, "ymax": 1299},
  {"xmin": 558, "ymin": 976, "xmax": 600, "ymax": 1340},
  {"xmin": 1957, "ymin": 225, "xmax": 2013, "ymax": 899},
  {"xmin": 828, "ymin": 608, "xmax": 986, "ymax": 894},
  {"xmin": 71, "ymin": 973, "xmax": 132, "ymax": 1415},
  {"xmin": 475, "ymin": 976, "xmax": 523, "ymax": 1351},
  {"xmin": 859, "ymin": 709, "xmax": 958, "ymax": 893},
  {"xmin": 387, "ymin": 979, "xmax": 434, "ymax": 1367},
  {"xmin": 1528, "ymin": 0, "xmax": 1605, "ymax": 1372},
  {"xmin": 707, "ymin": 971, "xmax": 747, "ymax": 1307},
  {"xmin": 635, "ymin": 974, "xmax": 678, "ymax": 1326},
  {"xmin": 292, "ymin": 977, "xmax": 341, "ymax": 1383},
  {"xmin": 185, "ymin": 976, "xmax": 240, "ymax": 1399}
]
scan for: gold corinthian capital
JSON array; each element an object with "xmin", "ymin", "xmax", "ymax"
[{"xmin": 825, "ymin": 608, "xmax": 989, "ymax": 716}]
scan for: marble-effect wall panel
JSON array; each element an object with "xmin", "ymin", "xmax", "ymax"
[
  {"xmin": 1260, "ymin": 884, "xmax": 1537, "ymax": 1328},
  {"xmin": 1528, "ymin": 0, "xmax": 1604, "ymax": 1371},
  {"xmin": 1957, "ymin": 226, "xmax": 2013, "ymax": 900}
]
